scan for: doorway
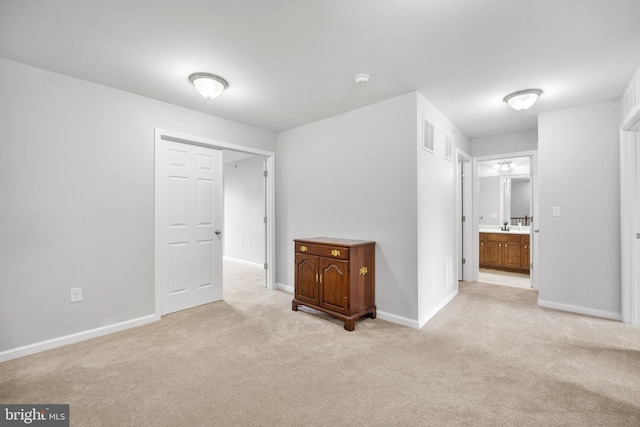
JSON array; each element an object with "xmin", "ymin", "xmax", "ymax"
[
  {"xmin": 472, "ymin": 151, "xmax": 539, "ymax": 290},
  {"xmin": 222, "ymin": 150, "xmax": 267, "ymax": 288},
  {"xmin": 154, "ymin": 129, "xmax": 275, "ymax": 316}
]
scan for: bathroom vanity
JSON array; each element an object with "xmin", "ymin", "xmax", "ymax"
[{"xmin": 479, "ymin": 230, "xmax": 530, "ymax": 273}]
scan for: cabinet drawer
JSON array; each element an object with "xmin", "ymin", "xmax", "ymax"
[
  {"xmin": 482, "ymin": 233, "xmax": 522, "ymax": 243},
  {"xmin": 294, "ymin": 243, "xmax": 349, "ymax": 260}
]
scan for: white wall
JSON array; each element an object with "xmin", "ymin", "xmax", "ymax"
[
  {"xmin": 471, "ymin": 129, "xmax": 538, "ymax": 157},
  {"xmin": 479, "ymin": 176, "xmax": 501, "ymax": 226},
  {"xmin": 416, "ymin": 92, "xmax": 471, "ymax": 325},
  {"xmin": 0, "ymin": 58, "xmax": 276, "ymax": 354},
  {"xmin": 276, "ymin": 93, "xmax": 420, "ymax": 322},
  {"xmin": 276, "ymin": 91, "xmax": 470, "ymax": 327},
  {"xmin": 537, "ymin": 99, "xmax": 621, "ymax": 319},
  {"xmin": 223, "ymin": 156, "xmax": 265, "ymax": 265}
]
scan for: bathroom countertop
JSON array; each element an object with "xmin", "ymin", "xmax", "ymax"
[{"xmin": 479, "ymin": 229, "xmax": 530, "ymax": 235}]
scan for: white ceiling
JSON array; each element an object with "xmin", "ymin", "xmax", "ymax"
[{"xmin": 1, "ymin": 0, "xmax": 639, "ymax": 138}]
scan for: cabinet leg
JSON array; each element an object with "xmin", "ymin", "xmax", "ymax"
[
  {"xmin": 371, "ymin": 307, "xmax": 377, "ymax": 319},
  {"xmin": 292, "ymin": 300, "xmax": 298, "ymax": 311},
  {"xmin": 343, "ymin": 319, "xmax": 355, "ymax": 331}
]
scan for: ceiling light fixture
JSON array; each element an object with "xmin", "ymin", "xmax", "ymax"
[
  {"xmin": 189, "ymin": 73, "xmax": 228, "ymax": 100},
  {"xmin": 503, "ymin": 89, "xmax": 543, "ymax": 111},
  {"xmin": 493, "ymin": 160, "xmax": 517, "ymax": 172},
  {"xmin": 354, "ymin": 73, "xmax": 369, "ymax": 85}
]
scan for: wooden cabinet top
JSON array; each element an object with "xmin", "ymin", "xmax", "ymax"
[{"xmin": 294, "ymin": 237, "xmax": 375, "ymax": 248}]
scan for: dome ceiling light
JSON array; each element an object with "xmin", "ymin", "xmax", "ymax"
[
  {"xmin": 189, "ymin": 73, "xmax": 228, "ymax": 100},
  {"xmin": 493, "ymin": 160, "xmax": 518, "ymax": 172},
  {"xmin": 503, "ymin": 89, "xmax": 543, "ymax": 111}
]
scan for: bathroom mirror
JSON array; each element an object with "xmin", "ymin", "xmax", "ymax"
[
  {"xmin": 500, "ymin": 175, "xmax": 530, "ymax": 226},
  {"xmin": 478, "ymin": 157, "xmax": 531, "ymax": 227}
]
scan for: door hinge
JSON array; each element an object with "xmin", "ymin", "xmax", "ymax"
[
  {"xmin": 263, "ymin": 170, "xmax": 268, "ymax": 177},
  {"xmin": 264, "ymin": 216, "xmax": 268, "ymax": 224},
  {"xmin": 530, "ymin": 262, "xmax": 533, "ymax": 269},
  {"xmin": 264, "ymin": 263, "xmax": 268, "ymax": 270},
  {"xmin": 462, "ymin": 215, "xmax": 466, "ymax": 222},
  {"xmin": 636, "ymin": 233, "xmax": 640, "ymax": 239},
  {"xmin": 462, "ymin": 258, "xmax": 466, "ymax": 264}
]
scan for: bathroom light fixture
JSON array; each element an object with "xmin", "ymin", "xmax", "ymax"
[
  {"xmin": 189, "ymin": 73, "xmax": 228, "ymax": 100},
  {"xmin": 503, "ymin": 89, "xmax": 543, "ymax": 111},
  {"xmin": 493, "ymin": 160, "xmax": 517, "ymax": 172}
]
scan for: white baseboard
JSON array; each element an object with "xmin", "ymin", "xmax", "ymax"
[
  {"xmin": 376, "ymin": 310, "xmax": 420, "ymax": 329},
  {"xmin": 538, "ymin": 299, "xmax": 622, "ymax": 321},
  {"xmin": 418, "ymin": 289, "xmax": 459, "ymax": 328},
  {"xmin": 223, "ymin": 256, "xmax": 264, "ymax": 269},
  {"xmin": 0, "ymin": 314, "xmax": 159, "ymax": 363},
  {"xmin": 276, "ymin": 283, "xmax": 294, "ymax": 293},
  {"xmin": 279, "ymin": 283, "xmax": 421, "ymax": 329}
]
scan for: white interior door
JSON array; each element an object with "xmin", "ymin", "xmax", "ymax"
[
  {"xmin": 530, "ymin": 153, "xmax": 539, "ymax": 290},
  {"xmin": 158, "ymin": 140, "xmax": 223, "ymax": 314},
  {"xmin": 634, "ymin": 131, "xmax": 640, "ymax": 324}
]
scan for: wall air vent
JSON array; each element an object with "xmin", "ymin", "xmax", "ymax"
[
  {"xmin": 422, "ymin": 118, "xmax": 435, "ymax": 153},
  {"xmin": 444, "ymin": 133, "xmax": 453, "ymax": 161},
  {"xmin": 624, "ymin": 83, "xmax": 636, "ymax": 117}
]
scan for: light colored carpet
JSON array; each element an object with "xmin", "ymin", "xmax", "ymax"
[{"xmin": 1, "ymin": 261, "xmax": 640, "ymax": 426}]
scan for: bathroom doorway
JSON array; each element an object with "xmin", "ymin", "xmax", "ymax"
[{"xmin": 473, "ymin": 152, "xmax": 539, "ymax": 290}]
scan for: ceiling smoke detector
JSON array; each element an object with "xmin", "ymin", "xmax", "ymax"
[{"xmin": 354, "ymin": 74, "xmax": 370, "ymax": 85}]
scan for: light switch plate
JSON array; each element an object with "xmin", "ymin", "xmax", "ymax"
[{"xmin": 553, "ymin": 207, "xmax": 561, "ymax": 217}]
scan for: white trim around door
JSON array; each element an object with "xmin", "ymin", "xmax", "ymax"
[
  {"xmin": 456, "ymin": 148, "xmax": 473, "ymax": 282},
  {"xmin": 154, "ymin": 129, "xmax": 276, "ymax": 317},
  {"xmin": 620, "ymin": 108, "xmax": 640, "ymax": 325}
]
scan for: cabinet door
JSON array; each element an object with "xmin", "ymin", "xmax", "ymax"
[
  {"xmin": 521, "ymin": 241, "xmax": 530, "ymax": 271},
  {"xmin": 484, "ymin": 241, "xmax": 502, "ymax": 267},
  {"xmin": 295, "ymin": 254, "xmax": 319, "ymax": 306},
  {"xmin": 503, "ymin": 243, "xmax": 521, "ymax": 269},
  {"xmin": 319, "ymin": 257, "xmax": 349, "ymax": 314}
]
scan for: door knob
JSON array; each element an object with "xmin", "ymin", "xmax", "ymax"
[
  {"xmin": 534, "ymin": 229, "xmax": 539, "ymax": 233},
  {"xmin": 215, "ymin": 229, "xmax": 222, "ymax": 235}
]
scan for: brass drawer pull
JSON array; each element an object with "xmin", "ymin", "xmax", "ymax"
[
  {"xmin": 359, "ymin": 267, "xmax": 368, "ymax": 275},
  {"xmin": 331, "ymin": 249, "xmax": 341, "ymax": 257},
  {"xmin": 300, "ymin": 245, "xmax": 308, "ymax": 252}
]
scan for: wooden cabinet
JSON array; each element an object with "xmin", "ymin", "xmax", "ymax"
[
  {"xmin": 479, "ymin": 232, "xmax": 530, "ymax": 273},
  {"xmin": 292, "ymin": 237, "xmax": 376, "ymax": 331},
  {"xmin": 521, "ymin": 235, "xmax": 530, "ymax": 271}
]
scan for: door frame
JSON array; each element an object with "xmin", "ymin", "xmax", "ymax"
[
  {"xmin": 620, "ymin": 108, "xmax": 640, "ymax": 325},
  {"xmin": 471, "ymin": 150, "xmax": 538, "ymax": 288},
  {"xmin": 456, "ymin": 148, "xmax": 473, "ymax": 282},
  {"xmin": 154, "ymin": 129, "xmax": 276, "ymax": 317}
]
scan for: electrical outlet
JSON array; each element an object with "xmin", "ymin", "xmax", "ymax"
[
  {"xmin": 70, "ymin": 287, "xmax": 82, "ymax": 303},
  {"xmin": 247, "ymin": 242, "xmax": 251, "ymax": 249}
]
